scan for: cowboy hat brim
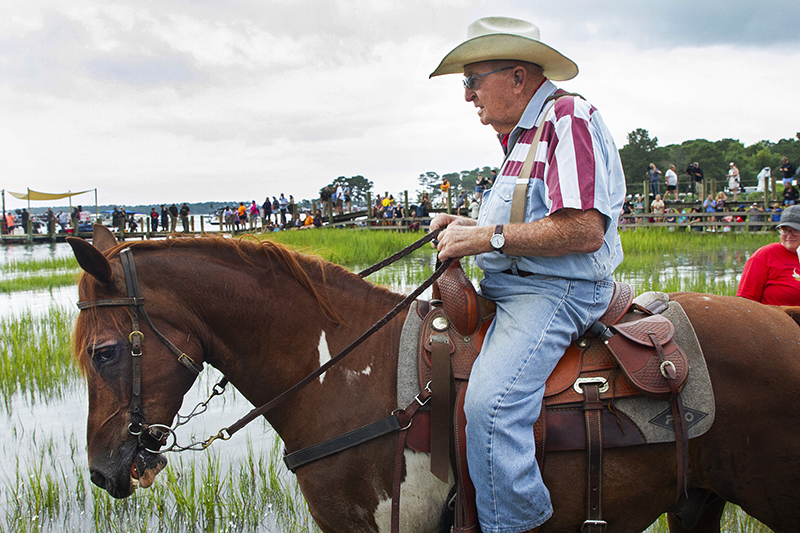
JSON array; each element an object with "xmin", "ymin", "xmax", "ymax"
[{"xmin": 429, "ymin": 33, "xmax": 578, "ymax": 81}]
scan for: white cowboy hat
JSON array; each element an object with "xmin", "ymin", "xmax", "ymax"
[{"xmin": 429, "ymin": 17, "xmax": 578, "ymax": 81}]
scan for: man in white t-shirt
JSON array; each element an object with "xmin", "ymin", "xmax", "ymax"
[{"xmin": 665, "ymin": 164, "xmax": 679, "ymax": 202}]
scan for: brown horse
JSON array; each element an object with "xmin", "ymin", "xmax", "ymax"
[{"xmin": 68, "ymin": 227, "xmax": 800, "ymax": 533}]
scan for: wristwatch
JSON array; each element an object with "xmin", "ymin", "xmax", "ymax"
[{"xmin": 490, "ymin": 224, "xmax": 505, "ymax": 253}]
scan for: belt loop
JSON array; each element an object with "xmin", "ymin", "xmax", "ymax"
[{"xmin": 510, "ymin": 260, "xmax": 519, "ymax": 276}]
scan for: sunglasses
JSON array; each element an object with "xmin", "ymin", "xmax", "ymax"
[{"xmin": 462, "ymin": 66, "xmax": 513, "ymax": 90}]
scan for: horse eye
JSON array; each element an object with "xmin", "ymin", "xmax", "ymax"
[{"xmin": 90, "ymin": 345, "xmax": 118, "ymax": 367}]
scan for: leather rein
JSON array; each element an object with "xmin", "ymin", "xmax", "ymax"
[{"xmin": 76, "ymin": 231, "xmax": 449, "ymax": 453}]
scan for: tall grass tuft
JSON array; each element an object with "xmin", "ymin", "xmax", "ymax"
[
  {"xmin": 2, "ymin": 256, "xmax": 79, "ymax": 275},
  {"xmin": 619, "ymin": 227, "xmax": 775, "ymax": 255},
  {"xmin": 256, "ymin": 228, "xmax": 426, "ymax": 266},
  {"xmin": 0, "ymin": 433, "xmax": 320, "ymax": 533},
  {"xmin": 0, "ymin": 307, "xmax": 79, "ymax": 412},
  {"xmin": 0, "ymin": 272, "xmax": 81, "ymax": 293}
]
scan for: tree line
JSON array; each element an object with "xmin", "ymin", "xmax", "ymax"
[
  {"xmin": 401, "ymin": 132, "xmax": 800, "ymax": 201},
  {"xmin": 619, "ymin": 130, "xmax": 800, "ymax": 190}
]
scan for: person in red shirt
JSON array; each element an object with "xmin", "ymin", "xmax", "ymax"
[{"xmin": 737, "ymin": 204, "xmax": 800, "ymax": 305}]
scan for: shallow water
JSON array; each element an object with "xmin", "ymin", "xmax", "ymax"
[{"xmin": 0, "ymin": 242, "xmax": 74, "ymax": 266}]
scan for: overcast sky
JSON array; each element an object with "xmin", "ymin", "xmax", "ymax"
[{"xmin": 1, "ymin": 0, "xmax": 798, "ymax": 209}]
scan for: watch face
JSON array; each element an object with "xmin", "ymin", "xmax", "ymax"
[{"xmin": 490, "ymin": 233, "xmax": 505, "ymax": 250}]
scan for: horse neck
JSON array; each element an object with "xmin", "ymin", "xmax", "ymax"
[{"xmin": 148, "ymin": 244, "xmax": 407, "ymax": 444}]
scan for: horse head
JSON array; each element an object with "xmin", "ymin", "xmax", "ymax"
[{"xmin": 68, "ymin": 225, "xmax": 204, "ymax": 498}]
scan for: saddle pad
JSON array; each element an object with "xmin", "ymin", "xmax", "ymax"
[
  {"xmin": 396, "ymin": 295, "xmax": 716, "ymax": 447},
  {"xmin": 612, "ymin": 295, "xmax": 715, "ymax": 443},
  {"xmin": 397, "ymin": 301, "xmax": 424, "ymax": 409}
]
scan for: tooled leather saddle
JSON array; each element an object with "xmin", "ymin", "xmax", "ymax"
[{"xmin": 409, "ymin": 260, "xmax": 691, "ymax": 533}]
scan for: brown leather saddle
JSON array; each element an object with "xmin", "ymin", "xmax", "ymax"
[{"xmin": 410, "ymin": 260, "xmax": 691, "ymax": 533}]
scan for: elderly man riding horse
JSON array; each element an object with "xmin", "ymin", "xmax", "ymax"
[{"xmin": 430, "ymin": 17, "xmax": 626, "ymax": 533}]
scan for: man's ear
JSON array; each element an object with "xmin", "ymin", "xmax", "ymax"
[{"xmin": 512, "ymin": 66, "xmax": 528, "ymax": 94}]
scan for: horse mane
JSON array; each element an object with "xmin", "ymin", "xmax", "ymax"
[{"xmin": 72, "ymin": 236, "xmax": 402, "ymax": 372}]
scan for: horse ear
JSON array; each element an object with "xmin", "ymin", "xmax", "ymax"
[
  {"xmin": 91, "ymin": 224, "xmax": 118, "ymax": 253},
  {"xmin": 67, "ymin": 236, "xmax": 114, "ymax": 284}
]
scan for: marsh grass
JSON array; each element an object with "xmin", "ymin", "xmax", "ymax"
[
  {"xmin": 0, "ymin": 272, "xmax": 80, "ymax": 293},
  {"xmin": 0, "ymin": 256, "xmax": 81, "ymax": 293},
  {"xmin": 256, "ymin": 227, "xmax": 426, "ymax": 265},
  {"xmin": 619, "ymin": 227, "xmax": 775, "ymax": 255},
  {"xmin": 0, "ymin": 434, "xmax": 319, "ymax": 533},
  {"xmin": 1, "ymin": 256, "xmax": 79, "ymax": 275},
  {"xmin": 645, "ymin": 506, "xmax": 773, "ymax": 532},
  {"xmin": 0, "ymin": 307, "xmax": 79, "ymax": 412}
]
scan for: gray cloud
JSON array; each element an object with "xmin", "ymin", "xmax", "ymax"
[
  {"xmin": 523, "ymin": 0, "xmax": 798, "ymax": 48},
  {"xmin": 84, "ymin": 55, "xmax": 202, "ymax": 86}
]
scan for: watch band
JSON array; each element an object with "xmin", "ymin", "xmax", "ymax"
[{"xmin": 491, "ymin": 224, "xmax": 505, "ymax": 253}]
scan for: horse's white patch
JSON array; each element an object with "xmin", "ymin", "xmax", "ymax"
[
  {"xmin": 318, "ymin": 330, "xmax": 331, "ymax": 384},
  {"xmin": 373, "ymin": 450, "xmax": 452, "ymax": 533},
  {"xmin": 344, "ymin": 365, "xmax": 373, "ymax": 385}
]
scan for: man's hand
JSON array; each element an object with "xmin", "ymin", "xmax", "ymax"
[
  {"xmin": 430, "ymin": 213, "xmax": 474, "ymax": 231},
  {"xmin": 430, "ymin": 214, "xmax": 480, "ymax": 261}
]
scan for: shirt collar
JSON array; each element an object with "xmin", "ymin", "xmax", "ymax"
[{"xmin": 503, "ymin": 79, "xmax": 558, "ymax": 155}]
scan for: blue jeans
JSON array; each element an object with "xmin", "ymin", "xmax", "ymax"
[{"xmin": 465, "ymin": 273, "xmax": 614, "ymax": 533}]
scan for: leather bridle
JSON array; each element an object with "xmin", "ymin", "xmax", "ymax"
[
  {"xmin": 77, "ymin": 248, "xmax": 204, "ymax": 451},
  {"xmin": 76, "ymin": 230, "xmax": 448, "ymax": 452}
]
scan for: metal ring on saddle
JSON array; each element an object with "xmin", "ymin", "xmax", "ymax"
[
  {"xmin": 392, "ymin": 409, "xmax": 413, "ymax": 431},
  {"xmin": 660, "ymin": 360, "xmax": 677, "ymax": 379},
  {"xmin": 415, "ymin": 381, "xmax": 432, "ymax": 406},
  {"xmin": 574, "ymin": 376, "xmax": 609, "ymax": 395}
]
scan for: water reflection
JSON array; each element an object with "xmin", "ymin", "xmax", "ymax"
[
  {"xmin": 0, "ymin": 286, "xmax": 77, "ymax": 318},
  {"xmin": 0, "ymin": 241, "xmax": 74, "ymax": 266}
]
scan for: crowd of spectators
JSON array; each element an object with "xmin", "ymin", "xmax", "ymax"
[{"xmin": 6, "ymin": 158, "xmax": 796, "ymax": 236}]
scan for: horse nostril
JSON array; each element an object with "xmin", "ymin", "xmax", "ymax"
[{"xmin": 90, "ymin": 470, "xmax": 109, "ymax": 490}]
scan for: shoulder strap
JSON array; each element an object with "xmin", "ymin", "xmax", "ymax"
[{"xmin": 509, "ymin": 92, "xmax": 582, "ymax": 224}]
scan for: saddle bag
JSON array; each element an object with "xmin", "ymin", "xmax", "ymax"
[{"xmin": 603, "ymin": 314, "xmax": 689, "ymax": 398}]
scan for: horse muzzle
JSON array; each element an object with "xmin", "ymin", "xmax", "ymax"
[
  {"xmin": 132, "ymin": 449, "xmax": 168, "ymax": 488},
  {"xmin": 89, "ymin": 442, "xmax": 168, "ymax": 498}
]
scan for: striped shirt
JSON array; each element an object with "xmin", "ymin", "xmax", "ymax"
[{"xmin": 476, "ymin": 80, "xmax": 626, "ymax": 281}]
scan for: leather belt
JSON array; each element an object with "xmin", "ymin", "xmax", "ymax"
[{"xmin": 500, "ymin": 269, "xmax": 535, "ymax": 277}]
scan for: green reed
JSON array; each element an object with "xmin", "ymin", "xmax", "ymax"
[
  {"xmin": 645, "ymin": 505, "xmax": 773, "ymax": 532},
  {"xmin": 0, "ymin": 255, "xmax": 81, "ymax": 293},
  {"xmin": 2, "ymin": 256, "xmax": 79, "ymax": 275},
  {"xmin": 0, "ymin": 307, "xmax": 79, "ymax": 412},
  {"xmin": 619, "ymin": 227, "xmax": 775, "ymax": 255},
  {"xmin": 0, "ymin": 433, "xmax": 319, "ymax": 533},
  {"xmin": 256, "ymin": 227, "xmax": 426, "ymax": 265},
  {"xmin": 0, "ymin": 272, "xmax": 80, "ymax": 293}
]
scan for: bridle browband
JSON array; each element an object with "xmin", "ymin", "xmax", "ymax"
[
  {"xmin": 77, "ymin": 248, "xmax": 204, "ymax": 450},
  {"xmin": 76, "ymin": 230, "xmax": 448, "ymax": 452}
]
